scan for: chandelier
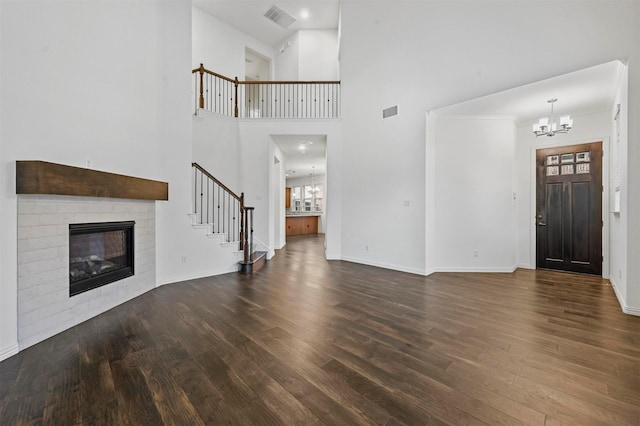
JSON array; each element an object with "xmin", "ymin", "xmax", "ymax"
[
  {"xmin": 532, "ymin": 98, "xmax": 573, "ymax": 137},
  {"xmin": 310, "ymin": 166, "xmax": 319, "ymax": 193}
]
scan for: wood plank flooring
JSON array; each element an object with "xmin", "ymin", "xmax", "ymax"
[{"xmin": 1, "ymin": 234, "xmax": 639, "ymax": 425}]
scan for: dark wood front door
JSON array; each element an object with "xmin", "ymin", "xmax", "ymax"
[{"xmin": 536, "ymin": 142, "xmax": 602, "ymax": 275}]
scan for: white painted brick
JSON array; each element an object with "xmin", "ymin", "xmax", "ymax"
[
  {"xmin": 20, "ymin": 296, "xmax": 66, "ymax": 320},
  {"xmin": 18, "ymin": 200, "xmax": 59, "ymax": 215},
  {"xmin": 18, "ymin": 225, "xmax": 63, "ymax": 240},
  {"xmin": 18, "ymin": 235, "xmax": 66, "ymax": 252},
  {"xmin": 17, "ymin": 247, "xmax": 60, "ymax": 264},
  {"xmin": 59, "ymin": 202, "xmax": 97, "ymax": 213},
  {"xmin": 17, "ymin": 214, "xmax": 40, "ymax": 227},
  {"xmin": 17, "ymin": 267, "xmax": 66, "ymax": 290},
  {"xmin": 18, "ymin": 258, "xmax": 67, "ymax": 277},
  {"xmin": 39, "ymin": 213, "xmax": 74, "ymax": 225}
]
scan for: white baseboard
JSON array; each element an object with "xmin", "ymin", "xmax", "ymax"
[
  {"xmin": 609, "ymin": 276, "xmax": 640, "ymax": 316},
  {"xmin": 340, "ymin": 256, "xmax": 428, "ymax": 276},
  {"xmin": 157, "ymin": 266, "xmax": 239, "ymax": 286},
  {"xmin": 338, "ymin": 258, "xmax": 520, "ymax": 277},
  {"xmin": 0, "ymin": 343, "xmax": 19, "ymax": 362},
  {"xmin": 430, "ymin": 265, "xmax": 518, "ymax": 273},
  {"xmin": 516, "ymin": 263, "xmax": 534, "ymax": 270}
]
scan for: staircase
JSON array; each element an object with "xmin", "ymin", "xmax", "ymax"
[{"xmin": 191, "ymin": 162, "xmax": 267, "ymax": 274}]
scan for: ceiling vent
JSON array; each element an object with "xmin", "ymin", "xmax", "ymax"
[{"xmin": 264, "ymin": 5, "xmax": 296, "ymax": 29}]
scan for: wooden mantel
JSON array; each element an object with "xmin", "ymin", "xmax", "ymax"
[{"xmin": 16, "ymin": 161, "xmax": 168, "ymax": 201}]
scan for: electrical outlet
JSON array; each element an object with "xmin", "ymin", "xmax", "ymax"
[
  {"xmin": 473, "ymin": 249, "xmax": 479, "ymax": 258},
  {"xmin": 365, "ymin": 245, "xmax": 369, "ymax": 251},
  {"xmin": 181, "ymin": 256, "xmax": 187, "ymax": 263},
  {"xmin": 86, "ymin": 159, "xmax": 91, "ymax": 168}
]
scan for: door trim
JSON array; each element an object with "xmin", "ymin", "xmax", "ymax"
[{"xmin": 528, "ymin": 137, "xmax": 610, "ymax": 278}]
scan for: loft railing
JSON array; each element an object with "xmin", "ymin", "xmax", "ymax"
[
  {"xmin": 192, "ymin": 63, "xmax": 341, "ymax": 119},
  {"xmin": 191, "ymin": 162, "xmax": 254, "ymax": 264}
]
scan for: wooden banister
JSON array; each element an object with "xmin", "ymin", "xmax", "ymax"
[
  {"xmin": 191, "ymin": 64, "xmax": 236, "ymax": 83},
  {"xmin": 240, "ymin": 80, "xmax": 341, "ymax": 85},
  {"xmin": 192, "ymin": 162, "xmax": 242, "ymax": 202},
  {"xmin": 191, "ymin": 65, "xmax": 340, "ymax": 85}
]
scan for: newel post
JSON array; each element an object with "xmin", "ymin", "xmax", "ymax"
[
  {"xmin": 198, "ymin": 63, "xmax": 205, "ymax": 109},
  {"xmin": 239, "ymin": 192, "xmax": 245, "ymax": 251},
  {"xmin": 234, "ymin": 77, "xmax": 239, "ymax": 118}
]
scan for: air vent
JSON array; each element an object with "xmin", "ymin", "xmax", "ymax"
[
  {"xmin": 264, "ymin": 5, "xmax": 296, "ymax": 29},
  {"xmin": 383, "ymin": 105, "xmax": 398, "ymax": 119}
]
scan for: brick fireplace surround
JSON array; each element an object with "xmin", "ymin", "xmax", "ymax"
[{"xmin": 15, "ymin": 161, "xmax": 168, "ymax": 349}]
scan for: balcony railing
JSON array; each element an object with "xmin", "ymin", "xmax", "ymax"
[{"xmin": 192, "ymin": 64, "xmax": 341, "ymax": 119}]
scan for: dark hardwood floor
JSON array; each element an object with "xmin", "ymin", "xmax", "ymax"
[{"xmin": 1, "ymin": 234, "xmax": 639, "ymax": 425}]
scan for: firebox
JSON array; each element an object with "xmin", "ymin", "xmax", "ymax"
[{"xmin": 69, "ymin": 221, "xmax": 134, "ymax": 296}]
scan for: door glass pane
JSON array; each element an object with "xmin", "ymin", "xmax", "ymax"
[
  {"xmin": 547, "ymin": 166, "xmax": 559, "ymax": 176},
  {"xmin": 561, "ymin": 164, "xmax": 574, "ymax": 175},
  {"xmin": 547, "ymin": 155, "xmax": 559, "ymax": 165},
  {"xmin": 576, "ymin": 163, "xmax": 590, "ymax": 174},
  {"xmin": 576, "ymin": 152, "xmax": 590, "ymax": 162},
  {"xmin": 561, "ymin": 153, "xmax": 574, "ymax": 164}
]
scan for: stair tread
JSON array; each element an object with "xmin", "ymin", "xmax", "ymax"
[{"xmin": 238, "ymin": 251, "xmax": 268, "ymax": 265}]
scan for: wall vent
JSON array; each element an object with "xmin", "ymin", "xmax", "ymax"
[
  {"xmin": 264, "ymin": 5, "xmax": 296, "ymax": 29},
  {"xmin": 383, "ymin": 105, "xmax": 398, "ymax": 119}
]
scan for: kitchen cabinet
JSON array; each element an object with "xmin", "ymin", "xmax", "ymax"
[
  {"xmin": 285, "ymin": 187, "xmax": 291, "ymax": 208},
  {"xmin": 286, "ymin": 216, "xmax": 318, "ymax": 236}
]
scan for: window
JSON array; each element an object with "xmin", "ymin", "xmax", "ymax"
[{"xmin": 290, "ymin": 184, "xmax": 323, "ymax": 213}]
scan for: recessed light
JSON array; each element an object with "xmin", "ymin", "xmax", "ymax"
[
  {"xmin": 298, "ymin": 141, "xmax": 313, "ymax": 152},
  {"xmin": 300, "ymin": 9, "xmax": 309, "ymax": 19}
]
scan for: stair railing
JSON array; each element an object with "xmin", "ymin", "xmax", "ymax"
[
  {"xmin": 191, "ymin": 162, "xmax": 254, "ymax": 263},
  {"xmin": 192, "ymin": 63, "xmax": 341, "ymax": 119}
]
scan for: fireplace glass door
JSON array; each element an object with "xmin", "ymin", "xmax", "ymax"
[{"xmin": 69, "ymin": 221, "xmax": 134, "ymax": 296}]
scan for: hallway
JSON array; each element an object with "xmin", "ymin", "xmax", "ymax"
[{"xmin": 1, "ymin": 235, "xmax": 638, "ymax": 424}]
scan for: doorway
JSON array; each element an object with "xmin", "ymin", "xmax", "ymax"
[
  {"xmin": 536, "ymin": 142, "xmax": 603, "ymax": 275},
  {"xmin": 271, "ymin": 135, "xmax": 327, "ymax": 243},
  {"xmin": 245, "ymin": 48, "xmax": 271, "ymax": 118}
]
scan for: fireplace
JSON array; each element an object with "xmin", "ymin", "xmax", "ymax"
[{"xmin": 69, "ymin": 221, "xmax": 135, "ymax": 296}]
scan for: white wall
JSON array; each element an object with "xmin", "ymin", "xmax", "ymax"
[
  {"xmin": 609, "ymin": 67, "xmax": 631, "ymax": 312},
  {"xmin": 270, "ymin": 143, "xmax": 286, "ymax": 250},
  {"xmin": 626, "ymin": 59, "xmax": 640, "ymax": 315},
  {"xmin": 192, "ymin": 6, "xmax": 275, "ymax": 78},
  {"xmin": 274, "ymin": 30, "xmax": 339, "ymax": 81},
  {"xmin": 155, "ymin": 0, "xmax": 243, "ymax": 286},
  {"xmin": 299, "ymin": 30, "xmax": 339, "ymax": 81},
  {"xmin": 192, "ymin": 111, "xmax": 241, "ymax": 191},
  {"xmin": 0, "ymin": 0, "xmax": 194, "ymax": 360},
  {"xmin": 0, "ymin": 0, "xmax": 12, "ymax": 360},
  {"xmin": 431, "ymin": 117, "xmax": 517, "ymax": 272},
  {"xmin": 275, "ymin": 32, "xmax": 299, "ymax": 81},
  {"xmin": 340, "ymin": 1, "xmax": 640, "ymax": 293}
]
